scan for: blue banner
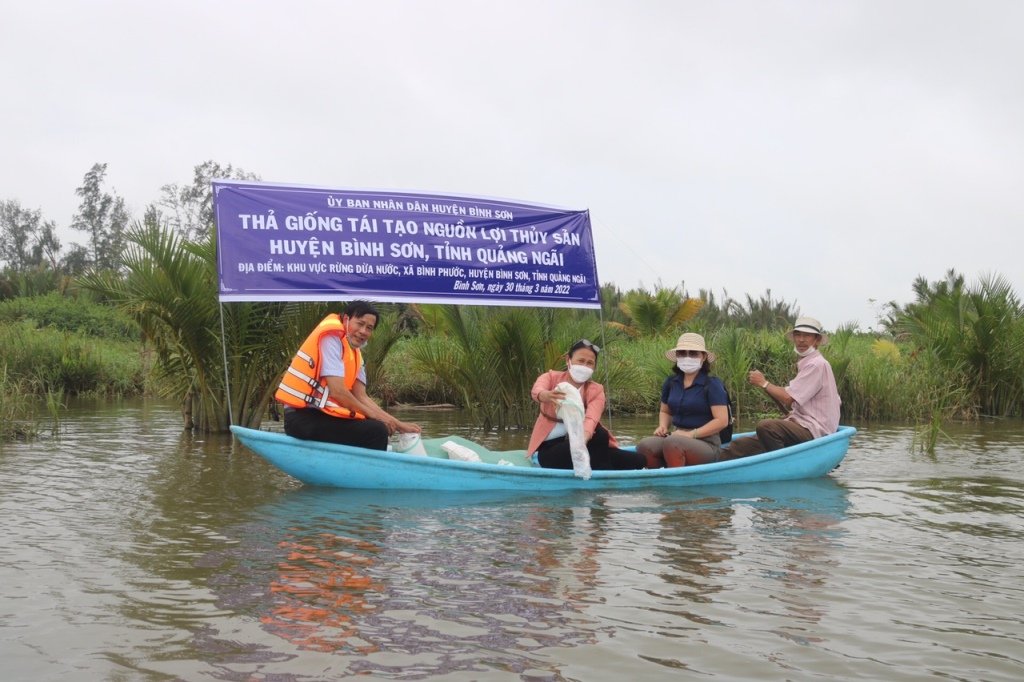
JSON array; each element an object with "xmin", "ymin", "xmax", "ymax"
[{"xmin": 213, "ymin": 181, "xmax": 601, "ymax": 308}]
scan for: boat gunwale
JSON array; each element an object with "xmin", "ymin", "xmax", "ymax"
[{"xmin": 231, "ymin": 424, "xmax": 856, "ymax": 481}]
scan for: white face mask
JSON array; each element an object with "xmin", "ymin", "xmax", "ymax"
[
  {"xmin": 676, "ymin": 358, "xmax": 703, "ymax": 374},
  {"xmin": 794, "ymin": 346, "xmax": 816, "ymax": 358},
  {"xmin": 568, "ymin": 363, "xmax": 594, "ymax": 383}
]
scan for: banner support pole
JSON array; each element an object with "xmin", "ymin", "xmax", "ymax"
[{"xmin": 218, "ymin": 301, "xmax": 234, "ymax": 427}]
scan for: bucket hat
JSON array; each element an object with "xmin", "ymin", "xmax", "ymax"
[
  {"xmin": 786, "ymin": 316, "xmax": 829, "ymax": 345},
  {"xmin": 664, "ymin": 332, "xmax": 715, "ymax": 362}
]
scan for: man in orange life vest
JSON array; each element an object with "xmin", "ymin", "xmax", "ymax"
[{"xmin": 275, "ymin": 300, "xmax": 420, "ymax": 450}]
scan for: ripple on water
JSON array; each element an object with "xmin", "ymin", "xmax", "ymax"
[{"xmin": 3, "ymin": 407, "xmax": 1024, "ymax": 680}]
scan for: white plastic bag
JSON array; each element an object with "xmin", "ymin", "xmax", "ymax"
[
  {"xmin": 441, "ymin": 440, "xmax": 482, "ymax": 463},
  {"xmin": 393, "ymin": 432, "xmax": 427, "ymax": 456},
  {"xmin": 555, "ymin": 381, "xmax": 592, "ymax": 480}
]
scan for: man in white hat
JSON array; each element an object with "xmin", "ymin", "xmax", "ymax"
[{"xmin": 725, "ymin": 316, "xmax": 841, "ymax": 458}]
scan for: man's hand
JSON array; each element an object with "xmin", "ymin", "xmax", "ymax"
[{"xmin": 395, "ymin": 420, "xmax": 421, "ymax": 434}]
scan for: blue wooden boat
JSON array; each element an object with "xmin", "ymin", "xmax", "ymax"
[{"xmin": 231, "ymin": 425, "xmax": 856, "ymax": 491}]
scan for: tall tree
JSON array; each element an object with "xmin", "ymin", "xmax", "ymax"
[
  {"xmin": 159, "ymin": 160, "xmax": 259, "ymax": 241},
  {"xmin": 71, "ymin": 163, "xmax": 130, "ymax": 270},
  {"xmin": 0, "ymin": 200, "xmax": 59, "ymax": 271},
  {"xmin": 60, "ymin": 244, "xmax": 92, "ymax": 276},
  {"xmin": 32, "ymin": 220, "xmax": 62, "ymax": 271}
]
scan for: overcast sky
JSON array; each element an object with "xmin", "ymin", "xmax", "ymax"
[{"xmin": 3, "ymin": 1, "xmax": 1022, "ymax": 331}]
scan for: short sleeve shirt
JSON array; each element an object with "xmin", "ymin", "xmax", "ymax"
[
  {"xmin": 786, "ymin": 350, "xmax": 841, "ymax": 438},
  {"xmin": 319, "ymin": 334, "xmax": 367, "ymax": 385},
  {"xmin": 661, "ymin": 371, "xmax": 728, "ymax": 429}
]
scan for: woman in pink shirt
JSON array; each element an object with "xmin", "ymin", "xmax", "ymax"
[{"xmin": 527, "ymin": 340, "xmax": 646, "ymax": 470}]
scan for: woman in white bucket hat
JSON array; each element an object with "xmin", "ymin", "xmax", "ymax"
[{"xmin": 636, "ymin": 333, "xmax": 731, "ymax": 468}]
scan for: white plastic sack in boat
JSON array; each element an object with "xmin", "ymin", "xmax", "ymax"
[
  {"xmin": 555, "ymin": 381, "xmax": 592, "ymax": 480},
  {"xmin": 393, "ymin": 432, "xmax": 427, "ymax": 456},
  {"xmin": 441, "ymin": 440, "xmax": 481, "ymax": 463}
]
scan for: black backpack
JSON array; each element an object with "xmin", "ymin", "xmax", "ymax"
[{"xmin": 704, "ymin": 378, "xmax": 736, "ymax": 443}]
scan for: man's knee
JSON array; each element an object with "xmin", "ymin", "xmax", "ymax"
[{"xmin": 724, "ymin": 435, "xmax": 762, "ymax": 458}]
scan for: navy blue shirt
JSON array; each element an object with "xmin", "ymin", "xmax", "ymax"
[{"xmin": 660, "ymin": 370, "xmax": 728, "ymax": 428}]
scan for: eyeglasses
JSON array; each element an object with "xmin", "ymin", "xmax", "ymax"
[
  {"xmin": 675, "ymin": 350, "xmax": 704, "ymax": 358},
  {"xmin": 574, "ymin": 339, "xmax": 601, "ymax": 353}
]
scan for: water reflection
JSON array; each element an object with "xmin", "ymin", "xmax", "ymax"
[
  {"xmin": 746, "ymin": 481, "xmax": 848, "ymax": 648},
  {"xmin": 597, "ymin": 479, "xmax": 852, "ymax": 675},
  {"xmin": 522, "ymin": 499, "xmax": 610, "ymax": 607},
  {"xmin": 182, "ymin": 478, "xmax": 855, "ymax": 679},
  {"xmin": 908, "ymin": 476, "xmax": 1024, "ymax": 523},
  {"xmin": 199, "ymin": 489, "xmax": 619, "ymax": 677},
  {"xmin": 656, "ymin": 501, "xmax": 735, "ymax": 605},
  {"xmin": 260, "ymin": 527, "xmax": 382, "ymax": 653}
]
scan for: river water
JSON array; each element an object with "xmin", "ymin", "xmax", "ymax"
[{"xmin": 2, "ymin": 400, "xmax": 1023, "ymax": 681}]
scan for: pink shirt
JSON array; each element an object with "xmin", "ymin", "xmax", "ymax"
[
  {"xmin": 786, "ymin": 350, "xmax": 841, "ymax": 438},
  {"xmin": 526, "ymin": 370, "xmax": 617, "ymax": 456}
]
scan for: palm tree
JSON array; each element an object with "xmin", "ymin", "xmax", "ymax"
[
  {"xmin": 79, "ymin": 222, "xmax": 296, "ymax": 431},
  {"xmin": 608, "ymin": 285, "xmax": 703, "ymax": 338},
  {"xmin": 728, "ymin": 290, "xmax": 800, "ymax": 330},
  {"xmin": 888, "ymin": 269, "xmax": 1024, "ymax": 417}
]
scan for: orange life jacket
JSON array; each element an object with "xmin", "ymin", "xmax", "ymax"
[{"xmin": 274, "ymin": 314, "xmax": 367, "ymax": 419}]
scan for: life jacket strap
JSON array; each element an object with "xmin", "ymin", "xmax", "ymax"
[
  {"xmin": 286, "ymin": 365, "xmax": 323, "ymax": 388},
  {"xmin": 277, "ymin": 381, "xmax": 329, "ymax": 409},
  {"xmin": 296, "ymin": 349, "xmax": 315, "ymax": 369}
]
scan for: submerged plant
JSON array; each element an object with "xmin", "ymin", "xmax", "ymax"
[
  {"xmin": 44, "ymin": 386, "xmax": 63, "ymax": 437},
  {"xmin": 0, "ymin": 364, "xmax": 40, "ymax": 442}
]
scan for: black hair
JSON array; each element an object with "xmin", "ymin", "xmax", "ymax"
[{"xmin": 344, "ymin": 300, "xmax": 380, "ymax": 321}]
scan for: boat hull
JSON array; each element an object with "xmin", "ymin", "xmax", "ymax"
[{"xmin": 231, "ymin": 425, "xmax": 856, "ymax": 491}]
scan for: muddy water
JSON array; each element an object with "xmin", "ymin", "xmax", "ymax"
[{"xmin": 2, "ymin": 400, "xmax": 1023, "ymax": 680}]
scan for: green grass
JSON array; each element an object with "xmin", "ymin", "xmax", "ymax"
[
  {"xmin": 0, "ymin": 319, "xmax": 148, "ymax": 397},
  {"xmin": 0, "ymin": 311, "xmax": 149, "ymax": 441},
  {"xmin": 0, "ymin": 291, "xmax": 140, "ymax": 341}
]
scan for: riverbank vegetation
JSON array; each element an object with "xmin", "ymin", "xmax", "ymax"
[
  {"xmin": 3, "ymin": 161, "xmax": 1023, "ymax": 440},
  {"xmin": 0, "ymin": 293, "xmax": 147, "ymax": 441},
  {"xmin": 0, "ymin": 293, "xmax": 147, "ymax": 395},
  {"xmin": 4, "ymin": 246, "xmax": 1021, "ymax": 443}
]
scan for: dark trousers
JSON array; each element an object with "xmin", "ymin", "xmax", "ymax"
[
  {"xmin": 724, "ymin": 418, "xmax": 813, "ymax": 459},
  {"xmin": 284, "ymin": 408, "xmax": 390, "ymax": 450},
  {"xmin": 537, "ymin": 425, "xmax": 646, "ymax": 470}
]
